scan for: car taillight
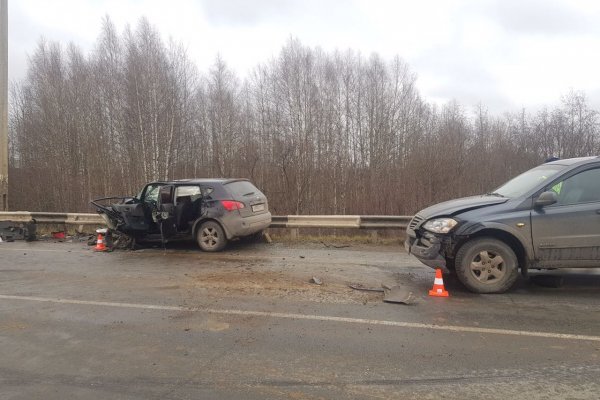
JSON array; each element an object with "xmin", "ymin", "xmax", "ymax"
[{"xmin": 221, "ymin": 200, "xmax": 245, "ymax": 211}]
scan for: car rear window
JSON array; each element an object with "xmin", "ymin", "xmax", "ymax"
[{"xmin": 224, "ymin": 181, "xmax": 263, "ymax": 199}]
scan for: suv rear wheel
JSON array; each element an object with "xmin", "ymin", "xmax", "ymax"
[
  {"xmin": 455, "ymin": 238, "xmax": 519, "ymax": 293},
  {"xmin": 197, "ymin": 221, "xmax": 227, "ymax": 252}
]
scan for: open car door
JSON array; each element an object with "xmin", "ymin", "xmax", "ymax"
[{"xmin": 157, "ymin": 185, "xmax": 177, "ymax": 239}]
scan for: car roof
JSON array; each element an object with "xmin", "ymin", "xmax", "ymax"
[
  {"xmin": 146, "ymin": 178, "xmax": 249, "ymax": 186},
  {"xmin": 545, "ymin": 156, "xmax": 600, "ymax": 166}
]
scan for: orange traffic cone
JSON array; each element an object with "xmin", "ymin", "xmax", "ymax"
[
  {"xmin": 429, "ymin": 268, "xmax": 449, "ymax": 297},
  {"xmin": 94, "ymin": 231, "xmax": 107, "ymax": 252}
]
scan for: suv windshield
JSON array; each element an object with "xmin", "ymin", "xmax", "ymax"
[{"xmin": 493, "ymin": 164, "xmax": 565, "ymax": 198}]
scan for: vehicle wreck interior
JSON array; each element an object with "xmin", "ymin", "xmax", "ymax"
[{"xmin": 94, "ymin": 184, "xmax": 209, "ymax": 238}]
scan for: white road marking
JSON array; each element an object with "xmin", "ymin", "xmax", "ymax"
[
  {"xmin": 0, "ymin": 247, "xmax": 88, "ymax": 253},
  {"xmin": 1, "ymin": 294, "xmax": 599, "ymax": 342}
]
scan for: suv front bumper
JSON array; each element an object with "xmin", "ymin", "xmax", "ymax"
[{"xmin": 405, "ymin": 230, "xmax": 447, "ymax": 269}]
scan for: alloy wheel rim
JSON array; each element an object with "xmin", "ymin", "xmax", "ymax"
[{"xmin": 201, "ymin": 227, "xmax": 219, "ymax": 248}]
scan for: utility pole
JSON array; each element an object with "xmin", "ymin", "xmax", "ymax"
[{"xmin": 0, "ymin": 0, "xmax": 7, "ymax": 210}]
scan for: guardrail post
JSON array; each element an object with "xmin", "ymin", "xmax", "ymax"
[
  {"xmin": 290, "ymin": 228, "xmax": 299, "ymax": 240},
  {"xmin": 370, "ymin": 230, "xmax": 378, "ymax": 241}
]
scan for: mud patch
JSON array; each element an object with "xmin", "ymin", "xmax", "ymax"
[
  {"xmin": 154, "ymin": 285, "xmax": 181, "ymax": 290},
  {"xmin": 0, "ymin": 320, "xmax": 28, "ymax": 332},
  {"xmin": 188, "ymin": 269, "xmax": 381, "ymax": 304}
]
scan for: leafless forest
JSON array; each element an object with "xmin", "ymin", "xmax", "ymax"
[{"xmin": 8, "ymin": 18, "xmax": 600, "ymax": 214}]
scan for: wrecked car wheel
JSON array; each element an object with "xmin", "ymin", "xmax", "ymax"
[
  {"xmin": 455, "ymin": 238, "xmax": 519, "ymax": 294},
  {"xmin": 197, "ymin": 221, "xmax": 227, "ymax": 252}
]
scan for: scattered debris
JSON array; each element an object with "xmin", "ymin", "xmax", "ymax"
[
  {"xmin": 0, "ymin": 221, "xmax": 36, "ymax": 242},
  {"xmin": 310, "ymin": 276, "xmax": 323, "ymax": 285},
  {"xmin": 87, "ymin": 235, "xmax": 97, "ymax": 246},
  {"xmin": 320, "ymin": 241, "xmax": 351, "ymax": 249},
  {"xmin": 348, "ymin": 283, "xmax": 384, "ymax": 292},
  {"xmin": 349, "ymin": 283, "xmax": 416, "ymax": 305},
  {"xmin": 531, "ymin": 275, "xmax": 564, "ymax": 288},
  {"xmin": 112, "ymin": 233, "xmax": 135, "ymax": 250},
  {"xmin": 299, "ymin": 255, "xmax": 305, "ymax": 259},
  {"xmin": 52, "ymin": 231, "xmax": 66, "ymax": 240},
  {"xmin": 382, "ymin": 284, "xmax": 416, "ymax": 304}
]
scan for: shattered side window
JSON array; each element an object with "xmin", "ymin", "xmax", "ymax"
[
  {"xmin": 143, "ymin": 184, "xmax": 162, "ymax": 204},
  {"xmin": 201, "ymin": 186, "xmax": 214, "ymax": 199}
]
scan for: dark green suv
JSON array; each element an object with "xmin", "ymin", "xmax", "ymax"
[{"xmin": 405, "ymin": 156, "xmax": 600, "ymax": 293}]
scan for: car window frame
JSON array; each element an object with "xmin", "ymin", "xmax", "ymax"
[
  {"xmin": 174, "ymin": 185, "xmax": 202, "ymax": 204},
  {"xmin": 141, "ymin": 183, "xmax": 163, "ymax": 204},
  {"xmin": 541, "ymin": 165, "xmax": 600, "ymax": 208}
]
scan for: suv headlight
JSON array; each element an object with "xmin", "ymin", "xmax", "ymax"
[{"xmin": 423, "ymin": 218, "xmax": 457, "ymax": 234}]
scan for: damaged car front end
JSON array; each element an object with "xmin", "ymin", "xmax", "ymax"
[
  {"xmin": 91, "ymin": 196, "xmax": 142, "ymax": 234},
  {"xmin": 404, "ymin": 214, "xmax": 460, "ymax": 269},
  {"xmin": 405, "ymin": 195, "xmax": 509, "ymax": 270}
]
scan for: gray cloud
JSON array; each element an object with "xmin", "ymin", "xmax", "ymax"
[
  {"xmin": 488, "ymin": 0, "xmax": 596, "ymax": 35},
  {"xmin": 414, "ymin": 47, "xmax": 511, "ymax": 113},
  {"xmin": 7, "ymin": 0, "xmax": 600, "ymax": 115},
  {"xmin": 201, "ymin": 0, "xmax": 303, "ymax": 25}
]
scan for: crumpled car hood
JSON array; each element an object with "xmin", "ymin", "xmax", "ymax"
[{"xmin": 417, "ymin": 195, "xmax": 509, "ymax": 219}]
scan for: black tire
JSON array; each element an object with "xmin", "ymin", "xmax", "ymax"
[
  {"xmin": 455, "ymin": 238, "xmax": 519, "ymax": 293},
  {"xmin": 196, "ymin": 221, "xmax": 227, "ymax": 252}
]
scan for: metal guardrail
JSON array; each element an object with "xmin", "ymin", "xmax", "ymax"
[
  {"xmin": 0, "ymin": 212, "xmax": 411, "ymax": 230},
  {"xmin": 271, "ymin": 215, "xmax": 411, "ymax": 229},
  {"xmin": 0, "ymin": 211, "xmax": 104, "ymax": 225}
]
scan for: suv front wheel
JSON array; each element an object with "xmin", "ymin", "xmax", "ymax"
[{"xmin": 455, "ymin": 237, "xmax": 519, "ymax": 293}]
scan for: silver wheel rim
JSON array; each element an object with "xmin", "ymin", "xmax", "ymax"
[
  {"xmin": 469, "ymin": 250, "xmax": 506, "ymax": 284},
  {"xmin": 201, "ymin": 227, "xmax": 219, "ymax": 248}
]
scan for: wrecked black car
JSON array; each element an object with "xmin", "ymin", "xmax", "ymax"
[
  {"xmin": 92, "ymin": 179, "xmax": 271, "ymax": 251},
  {"xmin": 406, "ymin": 156, "xmax": 600, "ymax": 293}
]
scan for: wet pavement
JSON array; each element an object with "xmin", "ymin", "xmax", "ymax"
[{"xmin": 1, "ymin": 239, "xmax": 599, "ymax": 399}]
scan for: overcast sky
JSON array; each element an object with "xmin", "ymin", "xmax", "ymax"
[{"xmin": 8, "ymin": 0, "xmax": 600, "ymax": 114}]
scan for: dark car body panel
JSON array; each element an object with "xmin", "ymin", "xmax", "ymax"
[
  {"xmin": 416, "ymin": 196, "xmax": 509, "ymax": 219},
  {"xmin": 406, "ymin": 157, "xmax": 600, "ymax": 272}
]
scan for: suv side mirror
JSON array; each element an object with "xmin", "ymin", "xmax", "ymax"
[{"xmin": 534, "ymin": 191, "xmax": 558, "ymax": 208}]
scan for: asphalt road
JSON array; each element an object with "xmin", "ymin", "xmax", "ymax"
[{"xmin": 1, "ymin": 238, "xmax": 599, "ymax": 399}]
